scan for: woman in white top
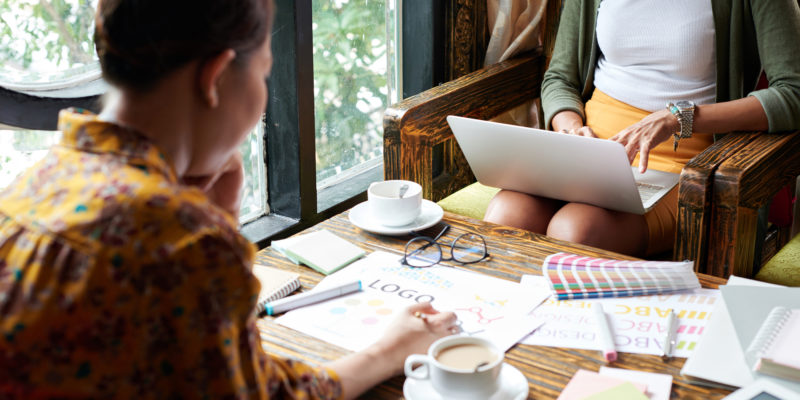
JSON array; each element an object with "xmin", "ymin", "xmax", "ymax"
[{"xmin": 485, "ymin": 0, "xmax": 800, "ymax": 257}]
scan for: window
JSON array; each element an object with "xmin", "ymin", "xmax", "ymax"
[
  {"xmin": 244, "ymin": 0, "xmax": 444, "ymax": 246},
  {"xmin": 1, "ymin": 0, "xmax": 437, "ymax": 248},
  {"xmin": 0, "ymin": 129, "xmax": 61, "ymax": 188},
  {"xmin": 239, "ymin": 124, "xmax": 269, "ymax": 223},
  {"xmin": 0, "ymin": 0, "xmax": 101, "ymax": 192},
  {"xmin": 0, "ymin": 0, "xmax": 267, "ymax": 225},
  {"xmin": 312, "ymin": 0, "xmax": 401, "ymax": 210},
  {"xmin": 0, "ymin": 126, "xmax": 267, "ymax": 223},
  {"xmin": 0, "ymin": 0, "xmax": 100, "ymax": 91}
]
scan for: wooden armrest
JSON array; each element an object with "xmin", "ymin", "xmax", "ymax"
[
  {"xmin": 697, "ymin": 273, "xmax": 728, "ymax": 289},
  {"xmin": 706, "ymin": 130, "xmax": 800, "ymax": 278},
  {"xmin": 384, "ymin": 52, "xmax": 545, "ymax": 201},
  {"xmin": 675, "ymin": 132, "xmax": 762, "ymax": 271}
]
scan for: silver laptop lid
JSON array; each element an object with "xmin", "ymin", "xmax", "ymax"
[{"xmin": 447, "ymin": 115, "xmax": 678, "ymax": 215}]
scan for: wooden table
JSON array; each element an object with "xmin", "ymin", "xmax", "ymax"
[{"xmin": 255, "ymin": 211, "xmax": 731, "ymax": 399}]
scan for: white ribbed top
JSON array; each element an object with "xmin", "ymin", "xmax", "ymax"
[{"xmin": 593, "ymin": 0, "xmax": 716, "ymax": 111}]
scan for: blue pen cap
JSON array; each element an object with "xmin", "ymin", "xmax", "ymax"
[{"xmin": 265, "ymin": 304, "xmax": 274, "ymax": 316}]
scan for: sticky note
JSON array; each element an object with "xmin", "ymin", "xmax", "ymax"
[
  {"xmin": 558, "ymin": 369, "xmax": 647, "ymax": 400},
  {"xmin": 584, "ymin": 382, "xmax": 650, "ymax": 400}
]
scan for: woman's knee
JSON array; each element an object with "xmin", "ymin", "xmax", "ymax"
[
  {"xmin": 546, "ymin": 204, "xmax": 602, "ymax": 244},
  {"xmin": 484, "ymin": 190, "xmax": 532, "ymax": 224},
  {"xmin": 546, "ymin": 203, "xmax": 648, "ymax": 254},
  {"xmin": 484, "ymin": 190, "xmax": 560, "ymax": 233}
]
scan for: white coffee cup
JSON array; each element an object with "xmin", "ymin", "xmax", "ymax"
[
  {"xmin": 367, "ymin": 180, "xmax": 422, "ymax": 226},
  {"xmin": 404, "ymin": 336, "xmax": 503, "ymax": 399}
]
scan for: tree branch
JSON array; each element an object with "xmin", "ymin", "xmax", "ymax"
[{"xmin": 38, "ymin": 0, "xmax": 94, "ymax": 65}]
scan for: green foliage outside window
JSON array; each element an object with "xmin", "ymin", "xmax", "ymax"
[
  {"xmin": 0, "ymin": 0, "xmax": 98, "ymax": 84},
  {"xmin": 313, "ymin": 0, "xmax": 387, "ymax": 183},
  {"xmin": 0, "ymin": 0, "xmax": 268, "ymax": 219},
  {"xmin": 0, "ymin": 0, "xmax": 392, "ymax": 214}
]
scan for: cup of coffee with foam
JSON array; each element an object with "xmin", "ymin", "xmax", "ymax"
[
  {"xmin": 368, "ymin": 180, "xmax": 422, "ymax": 226},
  {"xmin": 404, "ymin": 336, "xmax": 503, "ymax": 399}
]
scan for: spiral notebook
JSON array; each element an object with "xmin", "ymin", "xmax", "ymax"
[
  {"xmin": 745, "ymin": 307, "xmax": 800, "ymax": 382},
  {"xmin": 252, "ymin": 264, "xmax": 301, "ymax": 313}
]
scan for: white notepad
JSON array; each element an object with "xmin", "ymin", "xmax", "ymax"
[
  {"xmin": 746, "ymin": 307, "xmax": 800, "ymax": 382},
  {"xmin": 681, "ymin": 276, "xmax": 800, "ymax": 392},
  {"xmin": 276, "ymin": 229, "xmax": 366, "ymax": 275}
]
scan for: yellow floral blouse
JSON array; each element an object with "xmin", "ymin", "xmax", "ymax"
[{"xmin": 0, "ymin": 109, "xmax": 342, "ymax": 399}]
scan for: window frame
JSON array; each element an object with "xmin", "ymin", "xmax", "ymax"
[
  {"xmin": 0, "ymin": 86, "xmax": 100, "ymax": 130},
  {"xmin": 241, "ymin": 0, "xmax": 443, "ymax": 248},
  {"xmin": 0, "ymin": 0, "xmax": 444, "ymax": 250}
]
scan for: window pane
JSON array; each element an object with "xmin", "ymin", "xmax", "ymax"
[
  {"xmin": 1, "ymin": 127, "xmax": 268, "ymax": 225},
  {"xmin": 0, "ymin": 130, "xmax": 61, "ymax": 188},
  {"xmin": 239, "ymin": 123, "xmax": 269, "ymax": 223},
  {"xmin": 313, "ymin": 0, "xmax": 397, "ymax": 196},
  {"xmin": 0, "ymin": 0, "xmax": 101, "ymax": 89}
]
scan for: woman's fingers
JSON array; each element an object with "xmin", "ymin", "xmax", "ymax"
[
  {"xmin": 638, "ymin": 142, "xmax": 651, "ymax": 173},
  {"xmin": 613, "ymin": 126, "xmax": 650, "ymax": 168},
  {"xmin": 577, "ymin": 126, "xmax": 597, "ymax": 138},
  {"xmin": 560, "ymin": 126, "xmax": 597, "ymax": 138},
  {"xmin": 182, "ymin": 175, "xmax": 215, "ymax": 190},
  {"xmin": 427, "ymin": 310, "xmax": 458, "ymax": 332},
  {"xmin": 192, "ymin": 152, "xmax": 245, "ymax": 217},
  {"xmin": 409, "ymin": 302, "xmax": 458, "ymax": 333},
  {"xmin": 407, "ymin": 301, "xmax": 437, "ymax": 314}
]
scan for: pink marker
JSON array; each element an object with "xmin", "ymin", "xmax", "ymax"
[{"xmin": 594, "ymin": 303, "xmax": 617, "ymax": 363}]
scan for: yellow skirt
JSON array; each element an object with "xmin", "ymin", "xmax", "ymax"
[{"xmin": 584, "ymin": 90, "xmax": 713, "ymax": 255}]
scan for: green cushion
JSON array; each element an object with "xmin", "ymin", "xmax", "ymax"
[
  {"xmin": 756, "ymin": 232, "xmax": 800, "ymax": 287},
  {"xmin": 437, "ymin": 182, "xmax": 500, "ymax": 220}
]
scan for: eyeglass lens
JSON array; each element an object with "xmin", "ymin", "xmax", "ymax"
[
  {"xmin": 404, "ymin": 233, "xmax": 488, "ymax": 267},
  {"xmin": 404, "ymin": 237, "xmax": 442, "ymax": 267},
  {"xmin": 451, "ymin": 233, "xmax": 488, "ymax": 263}
]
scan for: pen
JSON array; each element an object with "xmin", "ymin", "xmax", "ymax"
[
  {"xmin": 662, "ymin": 309, "xmax": 678, "ymax": 359},
  {"xmin": 264, "ymin": 280, "xmax": 362, "ymax": 316},
  {"xmin": 414, "ymin": 311, "xmax": 428, "ymax": 323},
  {"xmin": 594, "ymin": 303, "xmax": 617, "ymax": 363}
]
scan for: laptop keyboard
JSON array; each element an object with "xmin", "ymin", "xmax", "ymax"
[{"xmin": 636, "ymin": 182, "xmax": 665, "ymax": 203}]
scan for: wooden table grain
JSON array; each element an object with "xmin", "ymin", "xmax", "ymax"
[{"xmin": 255, "ymin": 211, "xmax": 731, "ymax": 399}]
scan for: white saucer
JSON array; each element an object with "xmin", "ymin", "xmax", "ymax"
[
  {"xmin": 348, "ymin": 199, "xmax": 444, "ymax": 236},
  {"xmin": 403, "ymin": 363, "xmax": 529, "ymax": 400}
]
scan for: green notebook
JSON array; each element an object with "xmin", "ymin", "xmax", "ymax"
[{"xmin": 279, "ymin": 229, "xmax": 366, "ymax": 275}]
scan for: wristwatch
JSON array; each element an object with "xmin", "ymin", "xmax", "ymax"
[{"xmin": 666, "ymin": 100, "xmax": 695, "ymax": 151}]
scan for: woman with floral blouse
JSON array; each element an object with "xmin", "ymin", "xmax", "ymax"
[{"xmin": 0, "ymin": 0, "xmax": 458, "ymax": 398}]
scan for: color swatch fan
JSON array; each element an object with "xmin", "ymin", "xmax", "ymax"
[{"xmin": 543, "ymin": 253, "xmax": 700, "ymax": 300}]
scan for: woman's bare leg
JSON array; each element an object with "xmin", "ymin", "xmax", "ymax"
[
  {"xmin": 547, "ymin": 202, "xmax": 648, "ymax": 256},
  {"xmin": 484, "ymin": 189, "xmax": 564, "ymax": 234}
]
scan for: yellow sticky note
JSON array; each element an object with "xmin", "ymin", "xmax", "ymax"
[{"xmin": 583, "ymin": 382, "xmax": 650, "ymax": 400}]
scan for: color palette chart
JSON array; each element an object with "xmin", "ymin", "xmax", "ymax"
[
  {"xmin": 543, "ymin": 253, "xmax": 701, "ymax": 300},
  {"xmin": 521, "ymin": 275, "xmax": 719, "ymax": 357},
  {"xmin": 276, "ymin": 252, "xmax": 547, "ymax": 352}
]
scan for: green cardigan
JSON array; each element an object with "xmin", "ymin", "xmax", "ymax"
[{"xmin": 542, "ymin": 0, "xmax": 800, "ymax": 133}]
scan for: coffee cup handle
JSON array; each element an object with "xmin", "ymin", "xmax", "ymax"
[{"xmin": 404, "ymin": 354, "xmax": 430, "ymax": 380}]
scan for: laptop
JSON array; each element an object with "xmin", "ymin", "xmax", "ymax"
[{"xmin": 446, "ymin": 115, "xmax": 679, "ymax": 215}]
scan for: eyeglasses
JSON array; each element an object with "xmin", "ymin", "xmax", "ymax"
[{"xmin": 401, "ymin": 223, "xmax": 490, "ymax": 268}]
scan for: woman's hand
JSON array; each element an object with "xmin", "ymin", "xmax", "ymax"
[
  {"xmin": 374, "ymin": 302, "xmax": 459, "ymax": 374},
  {"xmin": 610, "ymin": 109, "xmax": 679, "ymax": 173},
  {"xmin": 551, "ymin": 110, "xmax": 597, "ymax": 138},
  {"xmin": 328, "ymin": 302, "xmax": 458, "ymax": 399},
  {"xmin": 561, "ymin": 126, "xmax": 597, "ymax": 138},
  {"xmin": 182, "ymin": 153, "xmax": 244, "ymax": 219}
]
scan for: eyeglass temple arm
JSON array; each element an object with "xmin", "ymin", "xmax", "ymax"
[{"xmin": 432, "ymin": 223, "xmax": 450, "ymax": 241}]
